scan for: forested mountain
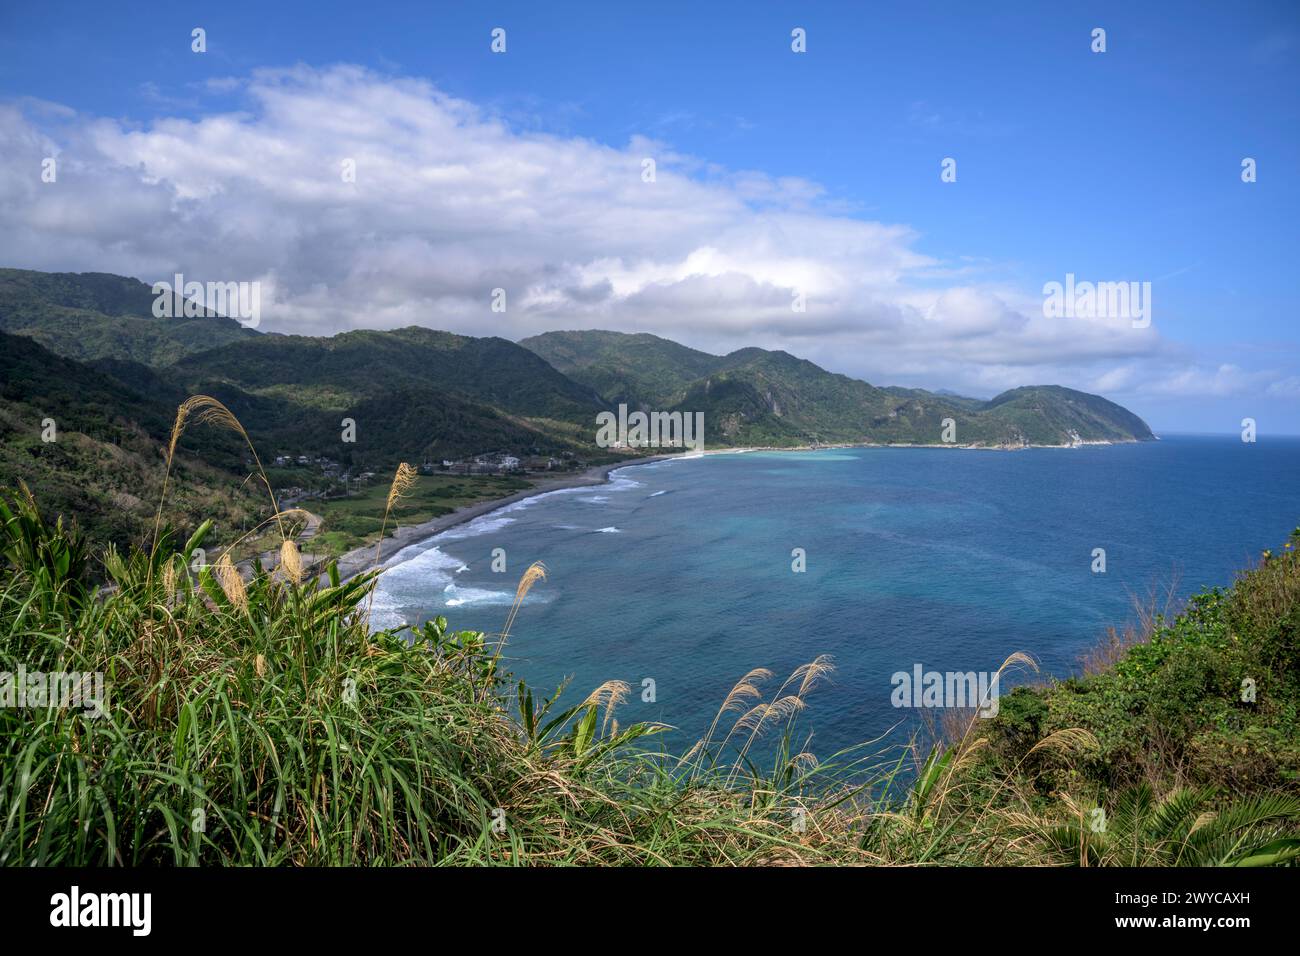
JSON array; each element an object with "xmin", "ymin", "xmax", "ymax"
[
  {"xmin": 0, "ymin": 270, "xmax": 1156, "ymax": 547},
  {"xmin": 0, "ymin": 268, "xmax": 256, "ymax": 366},
  {"xmin": 522, "ymin": 330, "xmax": 1155, "ymax": 447},
  {"xmin": 0, "ymin": 331, "xmax": 264, "ymax": 549}
]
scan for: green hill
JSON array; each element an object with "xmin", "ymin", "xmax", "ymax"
[
  {"xmin": 171, "ymin": 326, "xmax": 603, "ymax": 424},
  {"xmin": 522, "ymin": 329, "xmax": 1155, "ymax": 447},
  {"xmin": 0, "ymin": 329, "xmax": 593, "ymax": 563},
  {"xmin": 981, "ymin": 385, "xmax": 1156, "ymax": 444},
  {"xmin": 166, "ymin": 328, "xmax": 606, "ymax": 468},
  {"xmin": 0, "ymin": 331, "xmax": 264, "ymax": 551},
  {"xmin": 0, "ymin": 268, "xmax": 257, "ymax": 366},
  {"xmin": 3, "ymin": 271, "xmax": 1154, "ymax": 463},
  {"xmin": 517, "ymin": 329, "xmax": 721, "ymax": 407},
  {"xmin": 1, "ymin": 271, "xmax": 609, "ymax": 474}
]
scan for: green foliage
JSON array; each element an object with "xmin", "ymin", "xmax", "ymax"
[
  {"xmin": 523, "ymin": 329, "xmax": 1155, "ymax": 447},
  {"xmin": 0, "ymin": 268, "xmax": 256, "ymax": 365},
  {"xmin": 0, "ymin": 491, "xmax": 869, "ymax": 865},
  {"xmin": 983, "ymin": 533, "xmax": 1300, "ymax": 796},
  {"xmin": 1010, "ymin": 783, "xmax": 1300, "ymax": 866},
  {"xmin": 0, "ymin": 487, "xmax": 91, "ymax": 616},
  {"xmin": 0, "ymin": 332, "xmax": 264, "ymax": 555}
]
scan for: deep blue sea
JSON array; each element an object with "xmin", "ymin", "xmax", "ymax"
[{"xmin": 371, "ymin": 436, "xmax": 1300, "ymax": 759}]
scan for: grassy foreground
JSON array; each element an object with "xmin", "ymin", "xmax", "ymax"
[{"xmin": 1, "ymin": 396, "xmax": 1298, "ymax": 866}]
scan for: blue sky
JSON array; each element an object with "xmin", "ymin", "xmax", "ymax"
[{"xmin": 1, "ymin": 0, "xmax": 1297, "ymax": 432}]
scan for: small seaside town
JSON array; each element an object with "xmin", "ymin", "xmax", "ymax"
[{"xmin": 267, "ymin": 452, "xmax": 573, "ymax": 506}]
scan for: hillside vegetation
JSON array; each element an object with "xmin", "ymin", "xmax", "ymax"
[
  {"xmin": 5, "ymin": 271, "xmax": 1155, "ymax": 462},
  {"xmin": 0, "ymin": 268, "xmax": 256, "ymax": 366},
  {"xmin": 0, "ymin": 271, "xmax": 614, "ymax": 481},
  {"xmin": 172, "ymin": 326, "xmax": 604, "ymax": 424},
  {"xmin": 523, "ymin": 329, "xmax": 1155, "ymax": 447},
  {"xmin": 0, "ymin": 332, "xmax": 265, "ymax": 552},
  {"xmin": 0, "ymin": 397, "xmax": 1293, "ymax": 866}
]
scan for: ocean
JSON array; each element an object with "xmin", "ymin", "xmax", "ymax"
[{"xmin": 369, "ymin": 435, "xmax": 1300, "ymax": 759}]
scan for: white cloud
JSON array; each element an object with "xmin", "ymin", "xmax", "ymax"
[
  {"xmin": 0, "ymin": 64, "xmax": 1289, "ymax": 409},
  {"xmin": 1142, "ymin": 364, "xmax": 1273, "ymax": 398},
  {"xmin": 1266, "ymin": 376, "xmax": 1300, "ymax": 399}
]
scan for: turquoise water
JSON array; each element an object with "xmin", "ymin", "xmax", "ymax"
[{"xmin": 371, "ymin": 436, "xmax": 1300, "ymax": 757}]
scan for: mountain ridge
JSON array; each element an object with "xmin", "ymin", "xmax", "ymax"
[
  {"xmin": 520, "ymin": 329, "xmax": 1155, "ymax": 448},
  {"xmin": 2, "ymin": 270, "xmax": 1155, "ymax": 462},
  {"xmin": 0, "ymin": 268, "xmax": 257, "ymax": 366},
  {"xmin": 0, "ymin": 271, "xmax": 1158, "ymax": 545}
]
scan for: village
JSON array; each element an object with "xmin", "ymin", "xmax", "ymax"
[{"xmin": 266, "ymin": 451, "xmax": 574, "ymax": 509}]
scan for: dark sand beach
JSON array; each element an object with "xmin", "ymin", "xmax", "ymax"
[{"xmin": 327, "ymin": 454, "xmax": 682, "ymax": 582}]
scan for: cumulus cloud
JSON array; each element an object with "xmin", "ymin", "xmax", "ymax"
[{"xmin": 0, "ymin": 64, "xmax": 1290, "ymax": 408}]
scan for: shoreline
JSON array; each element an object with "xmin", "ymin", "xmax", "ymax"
[
  {"xmin": 329, "ymin": 435, "xmax": 1155, "ymax": 582},
  {"xmin": 710, "ymin": 436, "xmax": 1153, "ymax": 453},
  {"xmin": 330, "ymin": 453, "xmax": 683, "ymax": 582}
]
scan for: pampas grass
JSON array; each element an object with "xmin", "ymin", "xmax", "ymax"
[
  {"xmin": 363, "ymin": 462, "xmax": 419, "ymax": 623},
  {"xmin": 582, "ymin": 679, "xmax": 630, "ymax": 735},
  {"xmin": 213, "ymin": 552, "xmax": 248, "ymax": 612},
  {"xmin": 502, "ymin": 560, "xmax": 546, "ymax": 645},
  {"xmin": 153, "ymin": 396, "xmax": 283, "ymax": 552},
  {"xmin": 689, "ymin": 667, "xmax": 773, "ymax": 767},
  {"xmin": 145, "ymin": 395, "xmax": 287, "ymax": 607},
  {"xmin": 278, "ymin": 539, "xmax": 304, "ymax": 586},
  {"xmin": 375, "ymin": 462, "xmax": 418, "ymax": 562}
]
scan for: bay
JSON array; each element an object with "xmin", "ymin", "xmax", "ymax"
[{"xmin": 371, "ymin": 435, "xmax": 1300, "ymax": 758}]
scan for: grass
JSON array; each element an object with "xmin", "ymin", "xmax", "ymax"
[
  {"xmin": 1, "ymin": 394, "xmax": 1298, "ymax": 866},
  {"xmin": 225, "ymin": 472, "xmax": 535, "ymax": 570},
  {"xmin": 308, "ymin": 473, "xmax": 533, "ymax": 558},
  {"xmin": 0, "ymin": 492, "xmax": 886, "ymax": 865}
]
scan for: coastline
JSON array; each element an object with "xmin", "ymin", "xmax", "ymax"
[
  {"xmin": 330, "ymin": 453, "xmax": 683, "ymax": 582},
  {"xmin": 327, "ymin": 435, "xmax": 1155, "ymax": 583},
  {"xmin": 711, "ymin": 436, "xmax": 1153, "ymax": 453}
]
